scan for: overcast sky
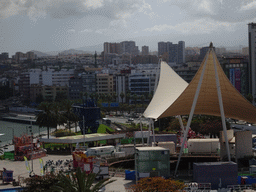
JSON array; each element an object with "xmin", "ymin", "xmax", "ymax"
[{"xmin": 1, "ymin": 0, "xmax": 256, "ymax": 56}]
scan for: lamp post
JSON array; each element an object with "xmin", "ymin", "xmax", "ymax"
[
  {"xmin": 28, "ymin": 125, "xmax": 34, "ymax": 176},
  {"xmin": 8, "ymin": 127, "xmax": 14, "ymax": 145}
]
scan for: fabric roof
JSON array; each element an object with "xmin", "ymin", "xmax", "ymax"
[
  {"xmin": 159, "ymin": 47, "xmax": 256, "ymax": 123},
  {"xmin": 143, "ymin": 61, "xmax": 188, "ymax": 119}
]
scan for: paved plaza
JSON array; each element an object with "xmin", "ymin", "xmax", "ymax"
[{"xmin": 0, "ymin": 154, "xmax": 134, "ymax": 191}]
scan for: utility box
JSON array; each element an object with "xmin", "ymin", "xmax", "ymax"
[
  {"xmin": 188, "ymin": 139, "xmax": 220, "ymax": 154},
  {"xmin": 193, "ymin": 162, "xmax": 237, "ymax": 189},
  {"xmin": 235, "ymin": 131, "xmax": 252, "ymax": 160},
  {"xmin": 136, "ymin": 147, "xmax": 170, "ymax": 179},
  {"xmin": 157, "ymin": 141, "xmax": 176, "ymax": 154}
]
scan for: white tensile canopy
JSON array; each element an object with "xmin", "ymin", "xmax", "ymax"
[
  {"xmin": 143, "ymin": 61, "xmax": 188, "ymax": 119},
  {"xmin": 143, "ymin": 43, "xmax": 256, "ymax": 175}
]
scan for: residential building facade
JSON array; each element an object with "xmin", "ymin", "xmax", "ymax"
[{"xmin": 249, "ymin": 22, "xmax": 256, "ymax": 102}]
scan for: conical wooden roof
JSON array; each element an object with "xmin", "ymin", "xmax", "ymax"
[{"xmin": 159, "ymin": 47, "xmax": 256, "ymax": 123}]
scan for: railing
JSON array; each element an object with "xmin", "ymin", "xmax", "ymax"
[
  {"xmin": 109, "ymin": 168, "xmax": 126, "ymax": 177},
  {"xmin": 183, "ymin": 183, "xmax": 211, "ymax": 192},
  {"xmin": 227, "ymin": 184, "xmax": 252, "ymax": 191}
]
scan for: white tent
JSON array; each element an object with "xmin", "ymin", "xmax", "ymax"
[{"xmin": 143, "ymin": 61, "xmax": 188, "ymax": 119}]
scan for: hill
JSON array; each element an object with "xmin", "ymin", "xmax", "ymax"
[{"xmin": 30, "ymin": 50, "xmax": 50, "ymax": 57}]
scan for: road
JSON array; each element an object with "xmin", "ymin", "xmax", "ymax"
[{"xmin": 106, "ymin": 116, "xmax": 149, "ymax": 125}]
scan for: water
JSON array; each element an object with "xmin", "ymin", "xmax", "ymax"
[{"xmin": 0, "ymin": 120, "xmax": 48, "ymax": 146}]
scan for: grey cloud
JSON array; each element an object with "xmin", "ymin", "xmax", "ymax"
[
  {"xmin": 0, "ymin": 0, "xmax": 148, "ymax": 20},
  {"xmin": 167, "ymin": 0, "xmax": 256, "ymax": 23}
]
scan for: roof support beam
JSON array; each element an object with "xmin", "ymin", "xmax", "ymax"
[
  {"xmin": 174, "ymin": 50, "xmax": 209, "ymax": 176},
  {"xmin": 213, "ymin": 54, "xmax": 231, "ymax": 162}
]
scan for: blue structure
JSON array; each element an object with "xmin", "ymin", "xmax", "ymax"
[{"xmin": 73, "ymin": 100, "xmax": 101, "ymax": 134}]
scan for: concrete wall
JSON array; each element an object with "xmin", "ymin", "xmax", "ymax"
[
  {"xmin": 219, "ymin": 129, "xmax": 235, "ymax": 160},
  {"xmin": 235, "ymin": 130, "xmax": 252, "ymax": 160}
]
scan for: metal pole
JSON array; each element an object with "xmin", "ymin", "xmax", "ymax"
[
  {"xmin": 31, "ymin": 132, "xmax": 33, "ymax": 174},
  {"xmin": 134, "ymin": 136, "xmax": 138, "ymax": 184},
  {"xmin": 147, "ymin": 118, "xmax": 151, "ymax": 146},
  {"xmin": 140, "ymin": 117, "xmax": 144, "ymax": 146},
  {"xmin": 174, "ymin": 50, "xmax": 209, "ymax": 176},
  {"xmin": 177, "ymin": 115, "xmax": 185, "ymax": 135},
  {"xmin": 152, "ymin": 119, "xmax": 156, "ymax": 147},
  {"xmin": 83, "ymin": 116, "xmax": 85, "ymax": 147},
  {"xmin": 213, "ymin": 53, "xmax": 231, "ymax": 162}
]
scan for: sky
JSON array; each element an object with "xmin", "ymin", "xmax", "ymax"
[{"xmin": 1, "ymin": 0, "xmax": 256, "ymax": 56}]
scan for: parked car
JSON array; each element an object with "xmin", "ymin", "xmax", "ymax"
[{"xmin": 127, "ymin": 118, "xmax": 134, "ymax": 122}]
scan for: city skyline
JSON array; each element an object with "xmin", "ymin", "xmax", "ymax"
[{"xmin": 0, "ymin": 0, "xmax": 255, "ymax": 56}]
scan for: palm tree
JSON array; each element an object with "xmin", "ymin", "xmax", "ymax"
[
  {"xmin": 106, "ymin": 94, "xmax": 112, "ymax": 114},
  {"xmin": 112, "ymin": 92, "xmax": 117, "ymax": 102},
  {"xmin": 94, "ymin": 93, "xmax": 99, "ymax": 103},
  {"xmin": 36, "ymin": 102, "xmax": 56, "ymax": 138},
  {"xmin": 52, "ymin": 102, "xmax": 66, "ymax": 131},
  {"xmin": 132, "ymin": 94, "xmax": 138, "ymax": 106},
  {"xmin": 126, "ymin": 92, "xmax": 131, "ymax": 104},
  {"xmin": 62, "ymin": 100, "xmax": 79, "ymax": 133},
  {"xmin": 51, "ymin": 167, "xmax": 115, "ymax": 192},
  {"xmin": 140, "ymin": 95, "xmax": 145, "ymax": 104},
  {"xmin": 89, "ymin": 92, "xmax": 95, "ymax": 100},
  {"xmin": 120, "ymin": 92, "xmax": 125, "ymax": 104}
]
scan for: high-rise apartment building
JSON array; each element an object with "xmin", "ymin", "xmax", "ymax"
[
  {"xmin": 104, "ymin": 42, "xmax": 121, "ymax": 63},
  {"xmin": 120, "ymin": 41, "xmax": 139, "ymax": 56},
  {"xmin": 158, "ymin": 41, "xmax": 185, "ymax": 64},
  {"xmin": 104, "ymin": 42, "xmax": 121, "ymax": 55},
  {"xmin": 248, "ymin": 22, "xmax": 256, "ymax": 100},
  {"xmin": 0, "ymin": 52, "xmax": 9, "ymax": 60},
  {"xmin": 177, "ymin": 41, "xmax": 185, "ymax": 64},
  {"xmin": 142, "ymin": 46, "xmax": 149, "ymax": 55},
  {"xmin": 158, "ymin": 42, "xmax": 167, "ymax": 57}
]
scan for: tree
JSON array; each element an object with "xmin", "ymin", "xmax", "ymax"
[
  {"xmin": 112, "ymin": 92, "xmax": 117, "ymax": 102},
  {"xmin": 35, "ymin": 94, "xmax": 44, "ymax": 104},
  {"xmin": 36, "ymin": 102, "xmax": 56, "ymax": 138},
  {"xmin": 52, "ymin": 102, "xmax": 66, "ymax": 131},
  {"xmin": 62, "ymin": 100, "xmax": 79, "ymax": 133},
  {"xmin": 55, "ymin": 92, "xmax": 67, "ymax": 102},
  {"xmin": 148, "ymin": 93, "xmax": 153, "ymax": 103},
  {"xmin": 139, "ymin": 95, "xmax": 145, "ymax": 104},
  {"xmin": 106, "ymin": 94, "xmax": 112, "ymax": 114},
  {"xmin": 89, "ymin": 92, "xmax": 95, "ymax": 100},
  {"xmin": 120, "ymin": 92, "xmax": 125, "ymax": 104},
  {"xmin": 24, "ymin": 172, "xmax": 61, "ymax": 192},
  {"xmin": 132, "ymin": 94, "xmax": 138, "ymax": 106},
  {"xmin": 94, "ymin": 93, "xmax": 99, "ymax": 103},
  {"xmin": 126, "ymin": 92, "xmax": 131, "ymax": 104},
  {"xmin": 81, "ymin": 92, "xmax": 88, "ymax": 100},
  {"xmin": 168, "ymin": 118, "xmax": 185, "ymax": 132},
  {"xmin": 51, "ymin": 167, "xmax": 115, "ymax": 192},
  {"xmin": 129, "ymin": 177, "xmax": 185, "ymax": 192}
]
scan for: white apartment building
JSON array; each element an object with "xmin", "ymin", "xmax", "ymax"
[
  {"xmin": 29, "ymin": 68, "xmax": 74, "ymax": 86},
  {"xmin": 129, "ymin": 69, "xmax": 157, "ymax": 103}
]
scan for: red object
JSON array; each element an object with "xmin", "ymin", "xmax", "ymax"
[{"xmin": 14, "ymin": 134, "xmax": 46, "ymax": 161}]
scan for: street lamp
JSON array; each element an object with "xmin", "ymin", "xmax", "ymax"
[
  {"xmin": 28, "ymin": 125, "xmax": 34, "ymax": 176},
  {"xmin": 8, "ymin": 127, "xmax": 14, "ymax": 145}
]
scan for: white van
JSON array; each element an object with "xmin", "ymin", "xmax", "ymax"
[{"xmin": 86, "ymin": 146, "xmax": 115, "ymax": 157}]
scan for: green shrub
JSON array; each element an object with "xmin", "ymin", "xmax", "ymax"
[{"xmin": 53, "ymin": 129, "xmax": 76, "ymax": 137}]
